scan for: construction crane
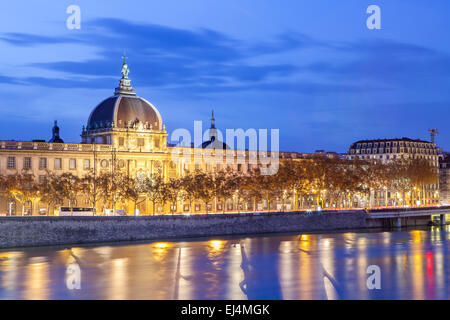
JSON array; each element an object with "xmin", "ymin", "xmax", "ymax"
[{"xmin": 429, "ymin": 128, "xmax": 439, "ymax": 144}]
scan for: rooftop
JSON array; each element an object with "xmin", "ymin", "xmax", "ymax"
[{"xmin": 351, "ymin": 137, "xmax": 433, "ymax": 145}]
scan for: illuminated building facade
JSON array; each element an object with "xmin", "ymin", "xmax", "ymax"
[
  {"xmin": 0, "ymin": 60, "xmax": 444, "ymax": 215},
  {"xmin": 346, "ymin": 138, "xmax": 440, "ymax": 206},
  {"xmin": 347, "ymin": 138, "xmax": 440, "ymax": 166},
  {"xmin": 0, "ymin": 59, "xmax": 305, "ymax": 215},
  {"xmin": 439, "ymin": 154, "xmax": 450, "ymax": 205}
]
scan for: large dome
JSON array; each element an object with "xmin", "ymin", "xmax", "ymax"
[
  {"xmin": 86, "ymin": 57, "xmax": 163, "ymax": 130},
  {"xmin": 87, "ymin": 94, "xmax": 162, "ymax": 130}
]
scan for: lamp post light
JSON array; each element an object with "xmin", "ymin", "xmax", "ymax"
[{"xmin": 93, "ymin": 146, "xmax": 97, "ymax": 215}]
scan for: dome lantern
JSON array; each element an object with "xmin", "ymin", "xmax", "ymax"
[
  {"xmin": 114, "ymin": 53, "xmax": 136, "ymax": 96},
  {"xmin": 49, "ymin": 120, "xmax": 64, "ymax": 143}
]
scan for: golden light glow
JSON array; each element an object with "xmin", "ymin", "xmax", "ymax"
[
  {"xmin": 151, "ymin": 242, "xmax": 173, "ymax": 261},
  {"xmin": 300, "ymin": 235, "xmax": 309, "ymax": 242},
  {"xmin": 412, "ymin": 252, "xmax": 425, "ymax": 299},
  {"xmin": 208, "ymin": 240, "xmax": 226, "ymax": 253},
  {"xmin": 0, "ymin": 252, "xmax": 22, "ymax": 261},
  {"xmin": 411, "ymin": 230, "xmax": 424, "ymax": 243},
  {"xmin": 154, "ymin": 242, "xmax": 170, "ymax": 249}
]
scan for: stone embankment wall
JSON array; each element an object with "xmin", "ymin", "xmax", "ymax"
[{"xmin": 0, "ymin": 211, "xmax": 389, "ymax": 248}]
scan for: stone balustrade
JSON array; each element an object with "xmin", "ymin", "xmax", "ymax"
[{"xmin": 0, "ymin": 141, "xmax": 113, "ymax": 152}]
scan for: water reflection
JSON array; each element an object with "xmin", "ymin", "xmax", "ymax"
[
  {"xmin": 0, "ymin": 227, "xmax": 448, "ymax": 300},
  {"xmin": 65, "ymin": 255, "xmax": 81, "ymax": 290},
  {"xmin": 25, "ymin": 257, "xmax": 49, "ymax": 300},
  {"xmin": 176, "ymin": 247, "xmax": 194, "ymax": 300}
]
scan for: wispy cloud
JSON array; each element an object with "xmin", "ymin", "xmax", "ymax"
[
  {"xmin": 1, "ymin": 18, "xmax": 449, "ymax": 98},
  {"xmin": 0, "ymin": 33, "xmax": 78, "ymax": 46},
  {"xmin": 303, "ymin": 38, "xmax": 450, "ymax": 84},
  {"xmin": 0, "ymin": 18, "xmax": 334, "ymax": 93}
]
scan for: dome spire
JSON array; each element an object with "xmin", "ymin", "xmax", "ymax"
[
  {"xmin": 209, "ymin": 109, "xmax": 218, "ymax": 141},
  {"xmin": 115, "ymin": 53, "xmax": 136, "ymax": 96},
  {"xmin": 49, "ymin": 120, "xmax": 64, "ymax": 143},
  {"xmin": 121, "ymin": 52, "xmax": 129, "ymax": 79},
  {"xmin": 211, "ymin": 109, "xmax": 216, "ymax": 129}
]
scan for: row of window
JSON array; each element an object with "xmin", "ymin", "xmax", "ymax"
[
  {"xmin": 351, "ymin": 147, "xmax": 437, "ymax": 155},
  {"xmin": 348, "ymin": 154, "xmax": 439, "ymax": 165},
  {"xmin": 5, "ymin": 156, "xmax": 267, "ymax": 172},
  {"xmin": 6, "ymin": 157, "xmax": 91, "ymax": 170},
  {"xmin": 86, "ymin": 136, "xmax": 162, "ymax": 148},
  {"xmin": 355, "ymin": 141, "xmax": 434, "ymax": 149},
  {"xmin": 118, "ymin": 137, "xmax": 160, "ymax": 148}
]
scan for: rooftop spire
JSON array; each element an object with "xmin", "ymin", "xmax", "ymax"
[
  {"xmin": 211, "ymin": 109, "xmax": 216, "ymax": 129},
  {"xmin": 115, "ymin": 53, "xmax": 136, "ymax": 95},
  {"xmin": 49, "ymin": 120, "xmax": 64, "ymax": 143},
  {"xmin": 209, "ymin": 109, "xmax": 218, "ymax": 141},
  {"xmin": 121, "ymin": 52, "xmax": 129, "ymax": 79}
]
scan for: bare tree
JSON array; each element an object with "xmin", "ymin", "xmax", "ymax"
[
  {"xmin": 121, "ymin": 175, "xmax": 146, "ymax": 216},
  {"xmin": 163, "ymin": 178, "xmax": 182, "ymax": 214},
  {"xmin": 193, "ymin": 171, "xmax": 214, "ymax": 213},
  {"xmin": 58, "ymin": 173, "xmax": 82, "ymax": 215},
  {"xmin": 80, "ymin": 171, "xmax": 102, "ymax": 214},
  {"xmin": 180, "ymin": 173, "xmax": 197, "ymax": 213},
  {"xmin": 38, "ymin": 171, "xmax": 65, "ymax": 216},
  {"xmin": 144, "ymin": 173, "xmax": 164, "ymax": 215}
]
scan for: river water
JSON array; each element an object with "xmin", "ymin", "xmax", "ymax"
[{"xmin": 0, "ymin": 226, "xmax": 449, "ymax": 300}]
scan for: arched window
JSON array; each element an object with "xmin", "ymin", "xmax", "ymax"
[
  {"xmin": 23, "ymin": 200, "xmax": 32, "ymax": 216},
  {"xmin": 7, "ymin": 198, "xmax": 16, "ymax": 216}
]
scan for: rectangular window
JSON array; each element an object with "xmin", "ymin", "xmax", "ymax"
[
  {"xmin": 69, "ymin": 159, "xmax": 76, "ymax": 169},
  {"xmin": 154, "ymin": 137, "xmax": 160, "ymax": 148},
  {"xmin": 39, "ymin": 157, "xmax": 47, "ymax": 169},
  {"xmin": 84, "ymin": 159, "xmax": 90, "ymax": 169},
  {"xmin": 137, "ymin": 138, "xmax": 144, "ymax": 147},
  {"xmin": 7, "ymin": 157, "xmax": 15, "ymax": 169},
  {"xmin": 55, "ymin": 158, "xmax": 62, "ymax": 169},
  {"xmin": 119, "ymin": 137, "xmax": 125, "ymax": 146},
  {"xmin": 24, "ymin": 157, "xmax": 32, "ymax": 169},
  {"xmin": 39, "ymin": 175, "xmax": 46, "ymax": 183}
]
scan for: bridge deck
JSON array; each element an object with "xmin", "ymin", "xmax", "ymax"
[{"xmin": 367, "ymin": 207, "xmax": 450, "ymax": 219}]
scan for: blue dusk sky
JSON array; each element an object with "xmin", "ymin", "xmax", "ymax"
[{"xmin": 0, "ymin": 1, "xmax": 450, "ymax": 153}]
